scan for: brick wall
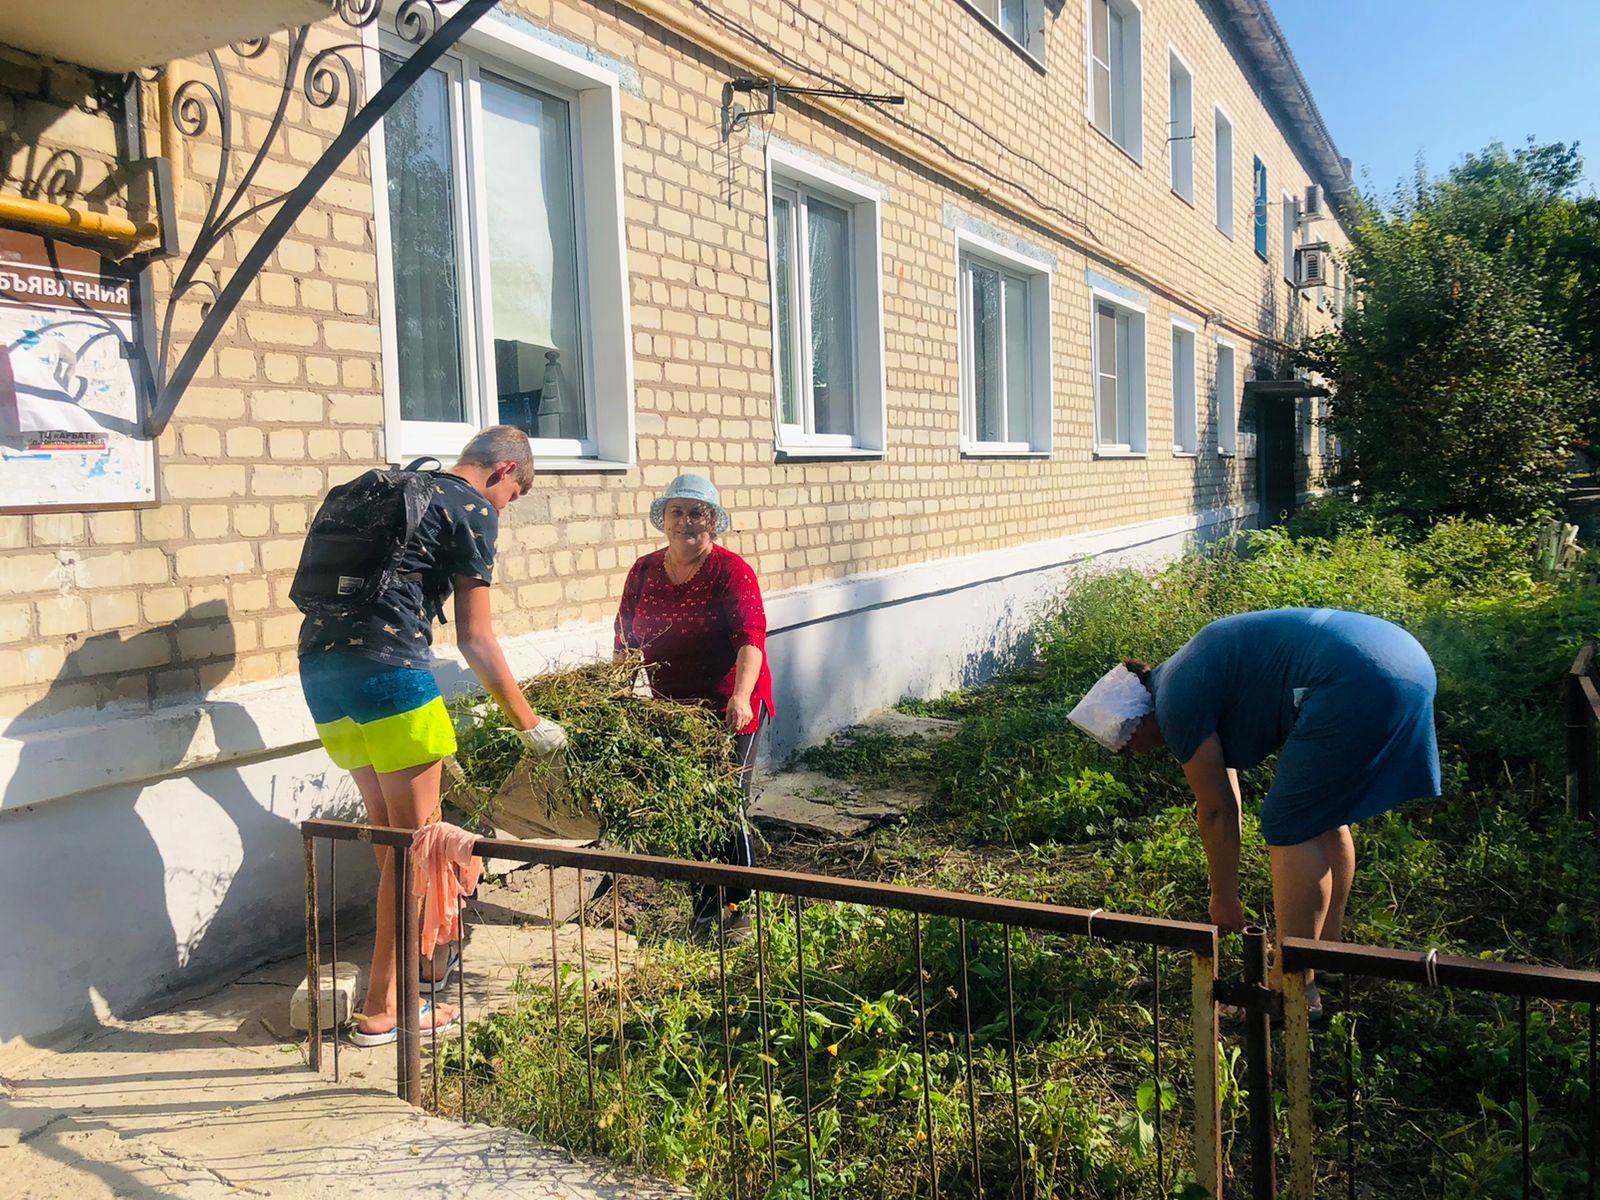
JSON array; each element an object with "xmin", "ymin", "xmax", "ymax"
[{"xmin": 0, "ymin": 0, "xmax": 1350, "ymax": 728}]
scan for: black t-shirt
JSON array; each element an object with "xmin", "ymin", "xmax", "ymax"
[{"xmin": 297, "ymin": 473, "xmax": 498, "ymax": 668}]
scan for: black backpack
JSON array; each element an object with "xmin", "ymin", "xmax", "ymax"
[{"xmin": 290, "ymin": 457, "xmax": 442, "ymax": 620}]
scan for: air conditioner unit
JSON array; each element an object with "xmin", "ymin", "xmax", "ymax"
[
  {"xmin": 1296, "ymin": 245, "xmax": 1331, "ymax": 289},
  {"xmin": 1300, "ymin": 184, "xmax": 1325, "ymax": 223}
]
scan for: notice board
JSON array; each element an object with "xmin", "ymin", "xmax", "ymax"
[{"xmin": 0, "ymin": 229, "xmax": 156, "ymax": 511}]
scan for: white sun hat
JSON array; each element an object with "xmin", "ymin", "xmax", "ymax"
[{"xmin": 1067, "ymin": 664, "xmax": 1154, "ymax": 752}]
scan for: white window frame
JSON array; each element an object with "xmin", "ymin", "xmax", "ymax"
[
  {"xmin": 1300, "ymin": 395, "xmax": 1314, "ymax": 455},
  {"xmin": 1089, "ymin": 284, "xmax": 1147, "ymax": 457},
  {"xmin": 764, "ymin": 143, "xmax": 887, "ymax": 458},
  {"xmin": 1282, "ymin": 191, "xmax": 1297, "ymax": 286},
  {"xmin": 1214, "ymin": 336, "xmax": 1237, "ymax": 456},
  {"xmin": 1086, "ymin": 0, "xmax": 1144, "ymax": 163},
  {"xmin": 963, "ymin": 0, "xmax": 1046, "ymax": 64},
  {"xmin": 1213, "ymin": 105, "xmax": 1234, "ymax": 237},
  {"xmin": 1167, "ymin": 46, "xmax": 1194, "ymax": 203},
  {"xmin": 1169, "ymin": 316, "xmax": 1198, "ymax": 456},
  {"xmin": 955, "ymin": 229, "xmax": 1053, "ymax": 457},
  {"xmin": 365, "ymin": 17, "xmax": 635, "ymax": 470}
]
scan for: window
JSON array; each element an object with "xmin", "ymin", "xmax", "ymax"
[
  {"xmin": 1214, "ymin": 107, "xmax": 1234, "ymax": 236},
  {"xmin": 1089, "ymin": 0, "xmax": 1143, "ymax": 160},
  {"xmin": 1331, "ymin": 260, "xmax": 1342, "ymax": 314},
  {"xmin": 968, "ymin": 0, "xmax": 1044, "ymax": 60},
  {"xmin": 1168, "ymin": 50, "xmax": 1193, "ymax": 201},
  {"xmin": 1170, "ymin": 320, "xmax": 1197, "ymax": 454},
  {"xmin": 1252, "ymin": 156, "xmax": 1268, "ymax": 258},
  {"xmin": 957, "ymin": 233, "xmax": 1052, "ymax": 454},
  {"xmin": 1091, "ymin": 290, "xmax": 1147, "ymax": 454},
  {"xmin": 371, "ymin": 25, "xmax": 634, "ymax": 465},
  {"xmin": 767, "ymin": 145, "xmax": 887, "ymax": 455},
  {"xmin": 1282, "ymin": 193, "xmax": 1297, "ymax": 285},
  {"xmin": 1214, "ymin": 339, "xmax": 1237, "ymax": 455},
  {"xmin": 1300, "ymin": 395, "xmax": 1314, "ymax": 455}
]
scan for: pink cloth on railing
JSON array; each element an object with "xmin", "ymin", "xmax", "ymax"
[{"xmin": 411, "ymin": 822, "xmax": 483, "ymax": 961}]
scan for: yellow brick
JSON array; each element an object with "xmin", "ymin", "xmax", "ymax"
[
  {"xmin": 259, "ymin": 272, "xmax": 297, "ymax": 307},
  {"xmin": 263, "ymin": 353, "xmax": 299, "ymax": 384},
  {"xmin": 188, "ymin": 505, "xmax": 230, "ymax": 538},
  {"xmin": 179, "ymin": 424, "xmax": 222, "ymax": 459},
  {"xmin": 0, "ymin": 601, "xmax": 33, "ymax": 643},
  {"xmin": 0, "ymin": 517, "xmax": 27, "ymax": 549},
  {"xmin": 335, "ymin": 284, "xmax": 369, "ymax": 315},
  {"xmin": 73, "ymin": 549, "xmax": 170, "ymax": 589},
  {"xmin": 177, "ymin": 621, "xmax": 243, "ymax": 660},
  {"xmin": 323, "ymin": 320, "xmax": 380, "ymax": 352},
  {"xmin": 180, "ymin": 386, "xmax": 247, "ymax": 421},
  {"xmin": 73, "ymin": 630, "xmax": 169, "ymax": 674},
  {"xmin": 218, "ymin": 348, "xmax": 257, "ymax": 381},
  {"xmin": 244, "ymin": 310, "xmax": 319, "ymax": 347},
  {"xmin": 233, "ymin": 504, "xmax": 273, "ymax": 537},
  {"xmin": 31, "ymin": 513, "xmax": 84, "ymax": 545},
  {"xmin": 259, "ymin": 537, "xmax": 304, "ymax": 572},
  {"xmin": 232, "ymin": 578, "xmax": 272, "ymax": 612},
  {"xmin": 273, "ymin": 502, "xmax": 310, "ymax": 534},
  {"xmin": 163, "ymin": 464, "xmax": 248, "ymax": 499},
  {"xmin": 301, "ymin": 279, "xmax": 334, "ymax": 311},
  {"xmin": 140, "ymin": 506, "xmax": 186, "ymax": 542},
  {"xmin": 329, "ymin": 393, "xmax": 382, "ymax": 425},
  {"xmin": 305, "ymin": 357, "xmax": 339, "ymax": 386},
  {"xmin": 88, "ymin": 511, "xmax": 137, "ymax": 545},
  {"xmin": 250, "ymin": 389, "xmax": 324, "ymax": 423},
  {"xmin": 341, "ymin": 429, "xmax": 375, "ymax": 460},
  {"xmin": 268, "ymin": 429, "xmax": 306, "ymax": 459},
  {"xmin": 89, "ymin": 592, "xmax": 141, "ymax": 631},
  {"xmin": 260, "ymin": 611, "xmax": 303, "ymax": 648},
  {"xmin": 276, "ymin": 239, "xmax": 317, "ymax": 274},
  {"xmin": 252, "ymin": 465, "xmax": 322, "ymax": 497},
  {"xmin": 174, "ymin": 542, "xmax": 256, "ymax": 578},
  {"xmin": 2, "ymin": 552, "xmax": 65, "ymax": 593},
  {"xmin": 227, "ymin": 427, "xmax": 265, "ymax": 457},
  {"xmin": 306, "ymin": 429, "xmax": 341, "ymax": 460},
  {"xmin": 142, "ymin": 587, "xmax": 188, "ymax": 624},
  {"xmin": 36, "ymin": 595, "xmax": 88, "ymax": 636}
]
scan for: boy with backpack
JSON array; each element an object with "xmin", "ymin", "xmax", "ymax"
[{"xmin": 293, "ymin": 425, "xmax": 565, "ymax": 1045}]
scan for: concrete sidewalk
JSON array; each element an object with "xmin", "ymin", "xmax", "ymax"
[{"xmin": 1, "ymin": 875, "xmax": 684, "ymax": 1199}]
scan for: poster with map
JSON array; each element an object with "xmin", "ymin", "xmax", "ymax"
[{"xmin": 0, "ymin": 229, "xmax": 155, "ymax": 511}]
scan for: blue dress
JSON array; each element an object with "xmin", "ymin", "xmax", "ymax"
[{"xmin": 1149, "ymin": 608, "xmax": 1441, "ymax": 846}]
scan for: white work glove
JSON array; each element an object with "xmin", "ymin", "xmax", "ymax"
[{"xmin": 516, "ymin": 719, "xmax": 568, "ymax": 759}]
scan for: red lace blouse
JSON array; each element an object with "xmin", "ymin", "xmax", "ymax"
[{"xmin": 613, "ymin": 545, "xmax": 775, "ymax": 735}]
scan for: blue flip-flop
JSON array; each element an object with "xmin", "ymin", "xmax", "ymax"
[
  {"xmin": 421, "ymin": 946, "xmax": 462, "ymax": 994},
  {"xmin": 347, "ymin": 1001, "xmax": 458, "ymax": 1047}
]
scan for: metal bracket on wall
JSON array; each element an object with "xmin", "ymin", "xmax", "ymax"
[
  {"xmin": 718, "ymin": 75, "xmax": 905, "ymax": 143},
  {"xmin": 128, "ymin": 0, "xmax": 499, "ymax": 439}
]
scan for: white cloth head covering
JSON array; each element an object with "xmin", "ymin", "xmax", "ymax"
[{"xmin": 1067, "ymin": 664, "xmax": 1154, "ymax": 752}]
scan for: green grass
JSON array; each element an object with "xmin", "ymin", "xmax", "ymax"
[{"xmin": 439, "ymin": 511, "xmax": 1600, "ymax": 1198}]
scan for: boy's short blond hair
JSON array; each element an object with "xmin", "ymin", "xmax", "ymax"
[{"xmin": 457, "ymin": 425, "xmax": 534, "ymax": 490}]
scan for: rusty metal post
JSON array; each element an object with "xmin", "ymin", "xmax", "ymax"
[
  {"xmin": 1191, "ymin": 950, "xmax": 1222, "ymax": 1200},
  {"xmin": 1242, "ymin": 926, "xmax": 1276, "ymax": 1200},
  {"xmin": 1282, "ymin": 970, "xmax": 1315, "ymax": 1200},
  {"xmin": 303, "ymin": 836, "xmax": 322, "ymax": 1073},
  {"xmin": 1568, "ymin": 643, "xmax": 1596, "ymax": 821},
  {"xmin": 392, "ymin": 844, "xmax": 422, "ymax": 1104}
]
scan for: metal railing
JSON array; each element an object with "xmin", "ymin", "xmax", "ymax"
[
  {"xmin": 301, "ymin": 818, "xmax": 1223, "ymax": 1198},
  {"xmin": 302, "ymin": 818, "xmax": 1600, "ymax": 1198},
  {"xmin": 1279, "ymin": 938, "xmax": 1600, "ymax": 1200}
]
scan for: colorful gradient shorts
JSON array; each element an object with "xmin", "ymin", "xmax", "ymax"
[{"xmin": 299, "ymin": 653, "xmax": 456, "ymax": 774}]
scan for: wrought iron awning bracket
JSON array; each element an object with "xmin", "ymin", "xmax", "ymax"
[{"xmin": 132, "ymin": 0, "xmax": 499, "ymax": 438}]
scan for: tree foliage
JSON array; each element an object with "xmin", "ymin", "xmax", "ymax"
[{"xmin": 1302, "ymin": 141, "xmax": 1599, "ymax": 527}]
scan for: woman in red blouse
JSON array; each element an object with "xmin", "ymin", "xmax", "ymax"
[{"xmin": 615, "ymin": 473, "xmax": 775, "ymax": 943}]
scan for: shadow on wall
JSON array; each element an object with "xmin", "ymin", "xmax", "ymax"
[{"xmin": 0, "ymin": 598, "xmax": 316, "ymax": 1046}]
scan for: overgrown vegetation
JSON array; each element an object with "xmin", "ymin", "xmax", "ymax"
[
  {"xmin": 449, "ymin": 656, "xmax": 745, "ymax": 860},
  {"xmin": 1302, "ymin": 140, "xmax": 1600, "ymax": 527},
  {"xmin": 441, "ymin": 515, "xmax": 1600, "ymax": 1197}
]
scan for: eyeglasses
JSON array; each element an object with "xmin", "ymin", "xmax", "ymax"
[{"xmin": 665, "ymin": 504, "xmax": 715, "ymax": 525}]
